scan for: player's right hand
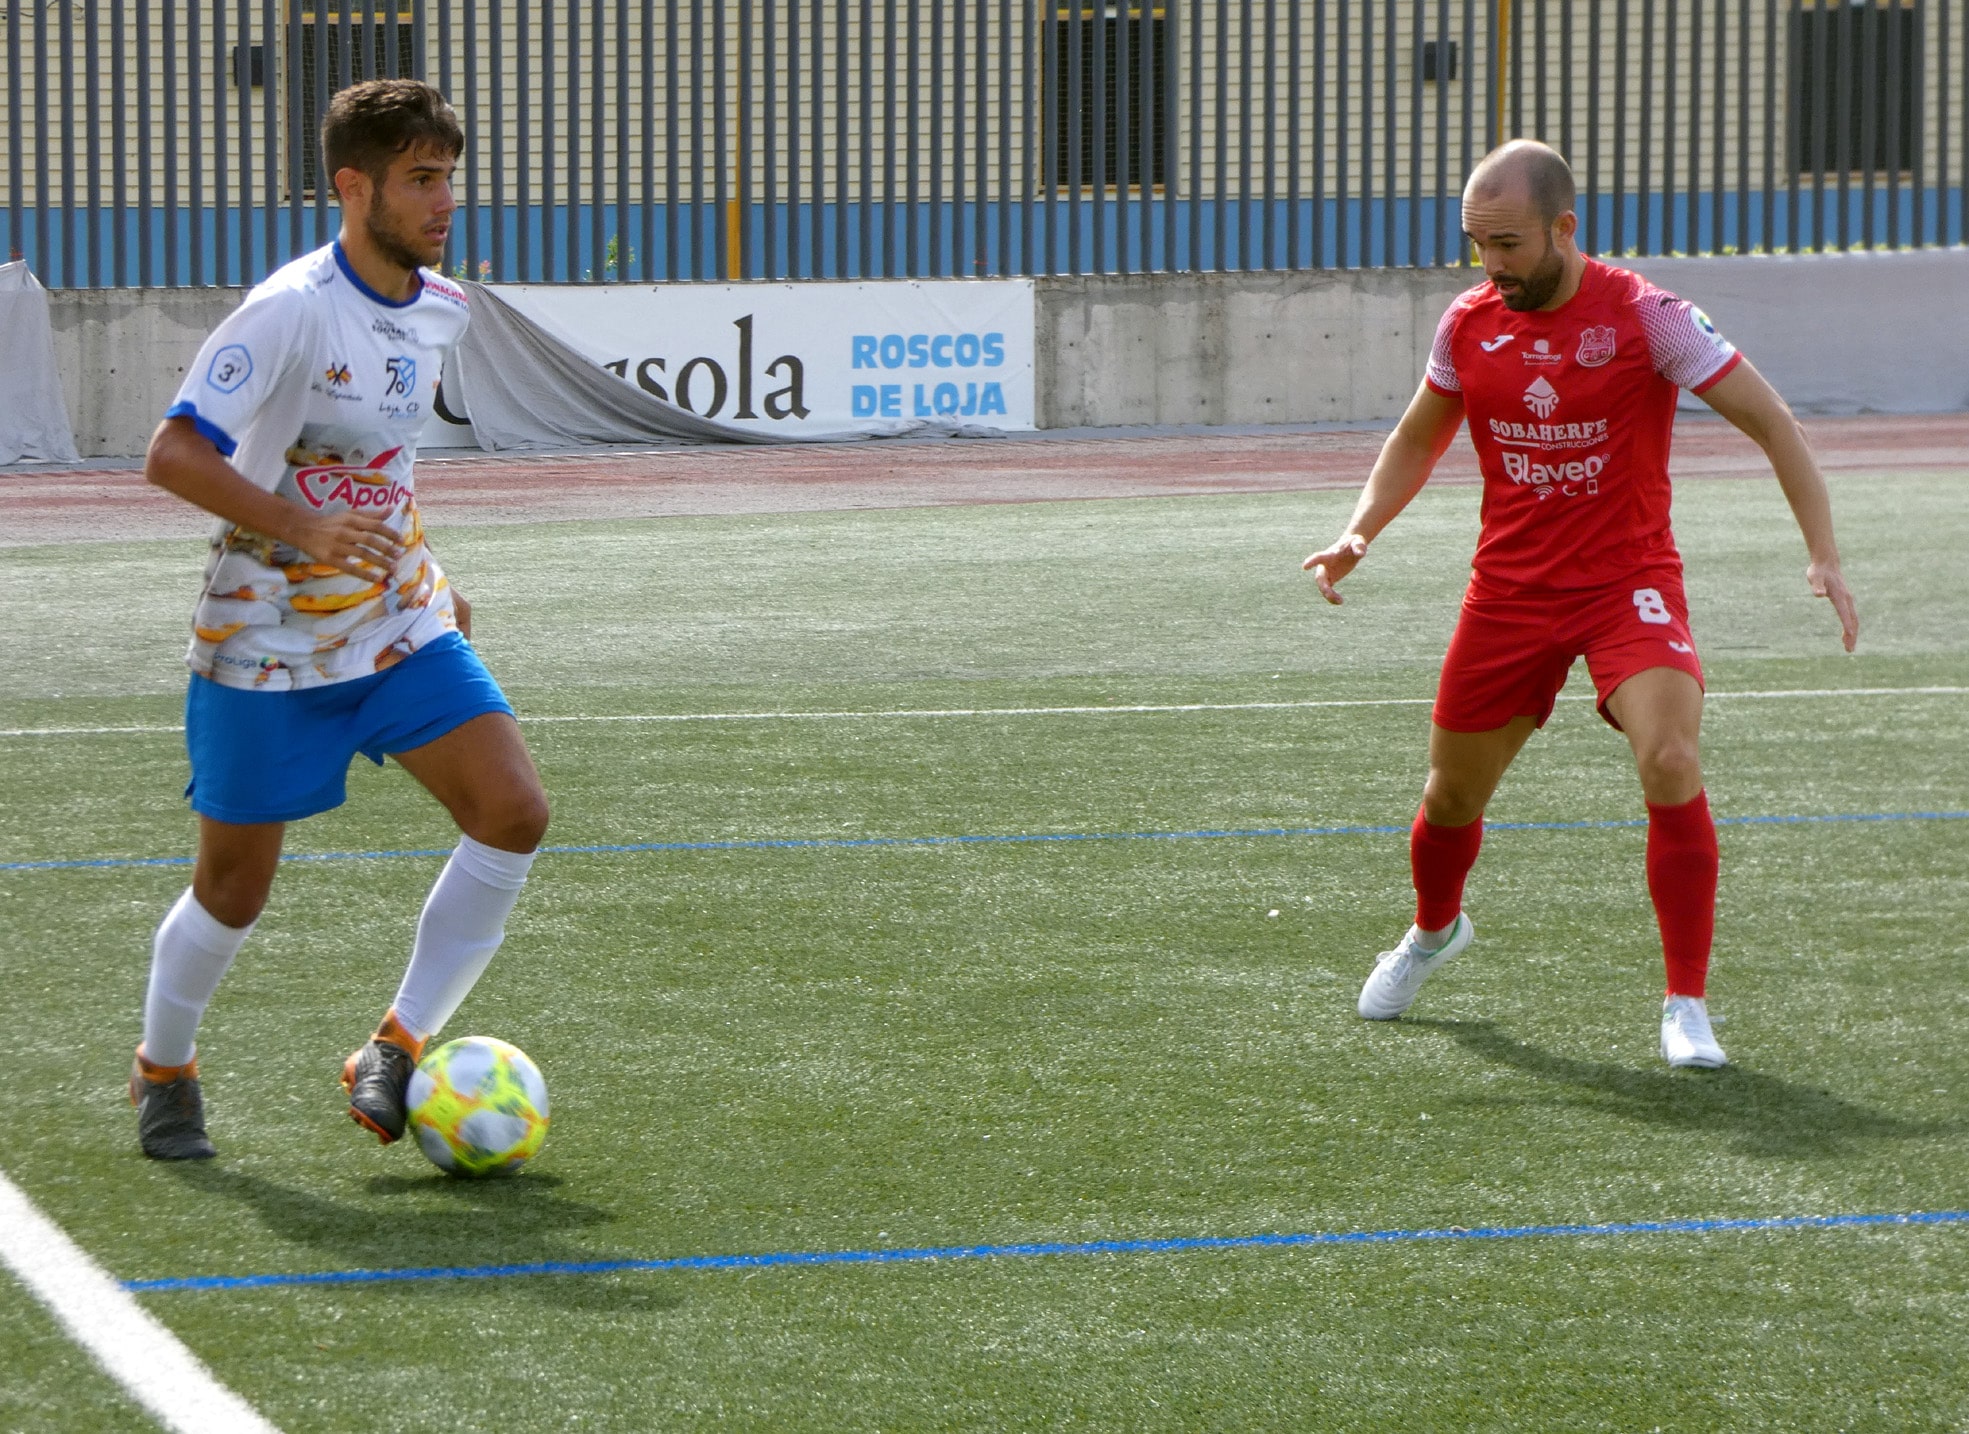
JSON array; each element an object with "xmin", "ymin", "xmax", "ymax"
[
  {"xmin": 291, "ymin": 512, "xmax": 405, "ymax": 582},
  {"xmin": 1302, "ymin": 534, "xmax": 1369, "ymax": 605}
]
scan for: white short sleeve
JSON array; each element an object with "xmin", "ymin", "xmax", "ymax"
[
  {"xmin": 165, "ymin": 289, "xmax": 313, "ymax": 457},
  {"xmin": 1636, "ymin": 288, "xmax": 1740, "ymax": 393},
  {"xmin": 1425, "ymin": 301, "xmax": 1465, "ymax": 393}
]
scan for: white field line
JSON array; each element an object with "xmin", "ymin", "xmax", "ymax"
[
  {"xmin": 0, "ymin": 686, "xmax": 1963, "ymax": 739},
  {"xmin": 0, "ymin": 1167, "xmax": 280, "ymax": 1434}
]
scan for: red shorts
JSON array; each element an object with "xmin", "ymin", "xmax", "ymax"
[{"xmin": 1432, "ymin": 570, "xmax": 1705, "ymax": 733}]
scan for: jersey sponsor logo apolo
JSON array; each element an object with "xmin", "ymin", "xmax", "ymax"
[{"xmin": 292, "ymin": 446, "xmax": 411, "ymax": 512}]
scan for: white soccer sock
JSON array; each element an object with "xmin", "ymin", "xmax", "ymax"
[
  {"xmin": 1414, "ymin": 920, "xmax": 1459, "ymax": 953},
  {"xmin": 142, "ymin": 888, "xmax": 256, "ymax": 1068},
  {"xmin": 390, "ymin": 835, "xmax": 536, "ymax": 1042}
]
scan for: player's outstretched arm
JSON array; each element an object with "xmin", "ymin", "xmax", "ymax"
[
  {"xmin": 1302, "ymin": 380, "xmax": 1465, "ymax": 604},
  {"xmin": 1698, "ymin": 361, "xmax": 1860, "ymax": 652},
  {"xmin": 145, "ymin": 416, "xmax": 405, "ymax": 582}
]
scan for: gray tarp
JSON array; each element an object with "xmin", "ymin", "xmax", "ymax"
[
  {"xmin": 0, "ymin": 262, "xmax": 82, "ymax": 465},
  {"xmin": 451, "ymin": 280, "xmax": 1000, "ymax": 450}
]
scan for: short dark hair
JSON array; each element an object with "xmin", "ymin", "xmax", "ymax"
[
  {"xmin": 321, "ymin": 79, "xmax": 463, "ymax": 194},
  {"xmin": 1469, "ymin": 140, "xmax": 1577, "ymax": 224}
]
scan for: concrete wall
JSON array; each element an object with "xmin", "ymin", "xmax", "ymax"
[
  {"xmin": 50, "ymin": 288, "xmax": 245, "ymax": 458},
  {"xmin": 1623, "ymin": 250, "xmax": 1969, "ymax": 417},
  {"xmin": 1036, "ymin": 247, "xmax": 1969, "ymax": 429},
  {"xmin": 40, "ymin": 247, "xmax": 1969, "ymax": 456},
  {"xmin": 1035, "ymin": 266, "xmax": 1474, "ymax": 429}
]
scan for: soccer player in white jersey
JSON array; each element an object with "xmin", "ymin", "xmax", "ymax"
[{"xmin": 130, "ymin": 80, "xmax": 549, "ymax": 1159}]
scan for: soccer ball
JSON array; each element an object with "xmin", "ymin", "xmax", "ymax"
[{"xmin": 406, "ymin": 1036, "xmax": 550, "ymax": 1177}]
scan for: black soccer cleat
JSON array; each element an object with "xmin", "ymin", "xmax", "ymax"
[
  {"xmin": 341, "ymin": 1037, "xmax": 419, "ymax": 1144},
  {"xmin": 131, "ymin": 1057, "xmax": 217, "ymax": 1160}
]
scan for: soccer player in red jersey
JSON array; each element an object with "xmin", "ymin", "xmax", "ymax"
[{"xmin": 1303, "ymin": 141, "xmax": 1859, "ymax": 1068}]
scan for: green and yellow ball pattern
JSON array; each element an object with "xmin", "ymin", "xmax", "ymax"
[{"xmin": 406, "ymin": 1036, "xmax": 550, "ymax": 1177}]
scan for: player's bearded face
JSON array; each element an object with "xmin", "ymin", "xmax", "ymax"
[
  {"xmin": 1494, "ymin": 229, "xmax": 1567, "ymax": 311},
  {"xmin": 365, "ymin": 148, "xmax": 456, "ymax": 271}
]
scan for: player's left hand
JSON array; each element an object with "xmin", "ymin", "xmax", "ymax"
[
  {"xmin": 1808, "ymin": 559, "xmax": 1859, "ymax": 652},
  {"xmin": 452, "ymin": 589, "xmax": 473, "ymax": 639}
]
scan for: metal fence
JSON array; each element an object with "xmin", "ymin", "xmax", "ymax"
[{"xmin": 4, "ymin": 1, "xmax": 1966, "ymax": 288}]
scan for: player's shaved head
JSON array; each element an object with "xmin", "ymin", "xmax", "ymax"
[
  {"xmin": 1465, "ymin": 140, "xmax": 1577, "ymax": 224},
  {"xmin": 1460, "ymin": 141, "xmax": 1584, "ymax": 312}
]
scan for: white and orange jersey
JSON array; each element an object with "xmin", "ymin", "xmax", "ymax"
[{"xmin": 165, "ymin": 242, "xmax": 471, "ymax": 691}]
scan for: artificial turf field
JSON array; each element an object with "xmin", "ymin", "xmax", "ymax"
[{"xmin": 2, "ymin": 464, "xmax": 1966, "ymax": 1432}]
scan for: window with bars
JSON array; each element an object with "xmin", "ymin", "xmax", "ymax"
[
  {"xmin": 1049, "ymin": 7, "xmax": 1168, "ymax": 191},
  {"xmin": 1789, "ymin": 1, "xmax": 1921, "ymax": 176},
  {"xmin": 289, "ymin": 11, "xmax": 418, "ymax": 194}
]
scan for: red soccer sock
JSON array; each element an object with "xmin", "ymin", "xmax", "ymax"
[
  {"xmin": 1646, "ymin": 790, "xmax": 1719, "ymax": 998},
  {"xmin": 1411, "ymin": 808, "xmax": 1484, "ymax": 932}
]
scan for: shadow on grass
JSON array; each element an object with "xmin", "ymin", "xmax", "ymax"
[
  {"xmin": 1408, "ymin": 1019, "xmax": 1956, "ymax": 1159},
  {"xmin": 165, "ymin": 1162, "xmax": 682, "ymax": 1311}
]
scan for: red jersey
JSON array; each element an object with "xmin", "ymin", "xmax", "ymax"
[{"xmin": 1425, "ymin": 258, "xmax": 1743, "ymax": 595}]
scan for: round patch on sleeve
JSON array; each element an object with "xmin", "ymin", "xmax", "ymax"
[{"xmin": 206, "ymin": 345, "xmax": 254, "ymax": 393}]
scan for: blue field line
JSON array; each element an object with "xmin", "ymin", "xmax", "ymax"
[
  {"xmin": 123, "ymin": 1208, "xmax": 1969, "ymax": 1295},
  {"xmin": 4, "ymin": 810, "xmax": 1967, "ymax": 874}
]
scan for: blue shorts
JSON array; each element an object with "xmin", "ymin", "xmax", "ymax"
[{"xmin": 185, "ymin": 632, "xmax": 515, "ymax": 825}]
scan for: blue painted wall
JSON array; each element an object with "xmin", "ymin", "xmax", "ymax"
[{"xmin": 7, "ymin": 189, "xmax": 1964, "ymax": 288}]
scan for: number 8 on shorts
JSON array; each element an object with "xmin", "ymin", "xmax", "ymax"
[{"xmin": 1632, "ymin": 587, "xmax": 1672, "ymax": 625}]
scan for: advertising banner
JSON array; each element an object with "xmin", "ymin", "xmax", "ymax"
[{"xmin": 425, "ymin": 278, "xmax": 1034, "ymax": 447}]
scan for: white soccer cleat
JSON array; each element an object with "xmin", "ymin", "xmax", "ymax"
[
  {"xmin": 1357, "ymin": 914, "xmax": 1475, "ymax": 1020},
  {"xmin": 1660, "ymin": 995, "xmax": 1728, "ymax": 1069}
]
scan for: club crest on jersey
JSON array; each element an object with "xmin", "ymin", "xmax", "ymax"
[
  {"xmin": 385, "ymin": 356, "xmax": 418, "ymax": 397},
  {"xmin": 1576, "ymin": 326, "xmax": 1617, "ymax": 367},
  {"xmin": 1522, "ymin": 376, "xmax": 1560, "ymax": 420},
  {"xmin": 293, "ymin": 446, "xmax": 411, "ymax": 512}
]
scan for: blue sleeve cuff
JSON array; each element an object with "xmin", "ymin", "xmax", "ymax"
[{"xmin": 162, "ymin": 402, "xmax": 240, "ymax": 458}]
